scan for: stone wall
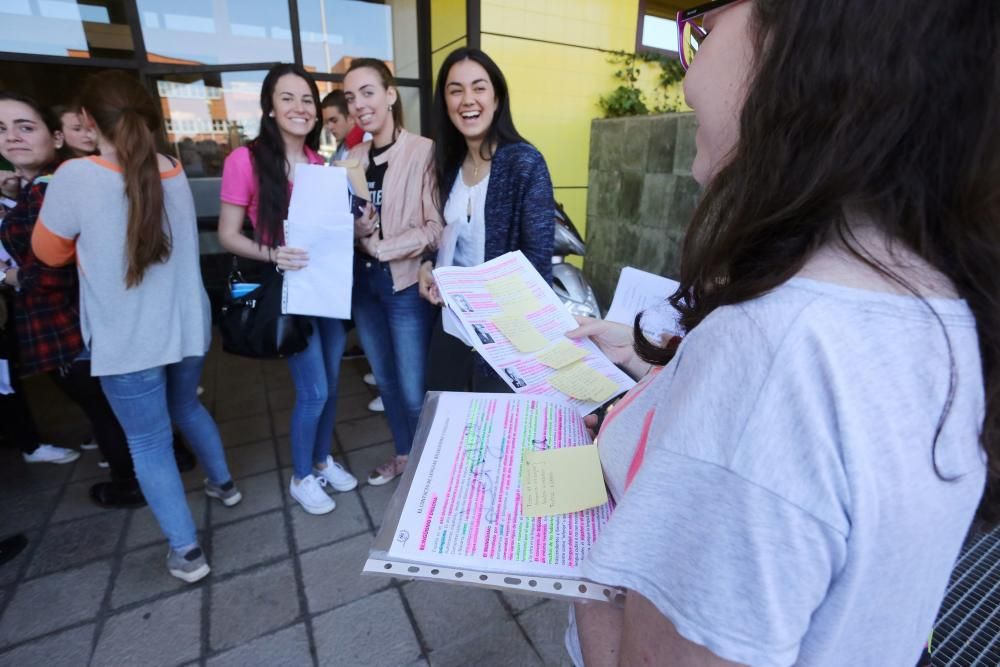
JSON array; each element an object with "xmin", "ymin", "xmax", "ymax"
[{"xmin": 583, "ymin": 113, "xmax": 700, "ymax": 309}]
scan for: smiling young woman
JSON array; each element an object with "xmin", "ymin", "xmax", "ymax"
[
  {"xmin": 217, "ymin": 63, "xmax": 358, "ymax": 516},
  {"xmin": 343, "ymin": 58, "xmax": 442, "ymax": 486},
  {"xmin": 421, "ymin": 47, "xmax": 555, "ymax": 393}
]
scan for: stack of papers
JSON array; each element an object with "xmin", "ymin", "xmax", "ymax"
[{"xmin": 433, "ymin": 252, "xmax": 635, "ymax": 415}]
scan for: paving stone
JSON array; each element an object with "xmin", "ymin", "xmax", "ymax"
[
  {"xmin": 27, "ymin": 511, "xmax": 126, "ymax": 577},
  {"xmin": 266, "ymin": 387, "xmax": 296, "ymax": 411},
  {"xmin": 209, "ymin": 470, "xmax": 283, "ymax": 527},
  {"xmin": 360, "ymin": 481, "xmax": 398, "ymax": 533},
  {"xmin": 336, "ymin": 416, "xmax": 393, "ymax": 452},
  {"xmin": 0, "ymin": 560, "xmax": 110, "ymax": 645},
  {"xmin": 272, "ymin": 408, "xmax": 293, "ymax": 437},
  {"xmin": 292, "ymin": 487, "xmax": 368, "ymax": 552},
  {"xmin": 94, "ymin": 589, "xmax": 202, "ymax": 667},
  {"xmin": 48, "ymin": 479, "xmax": 107, "ymax": 523},
  {"xmin": 427, "ymin": 619, "xmax": 541, "ymax": 667},
  {"xmin": 337, "ymin": 373, "xmax": 370, "ymax": 398},
  {"xmin": 110, "ymin": 542, "xmax": 187, "ymax": 609},
  {"xmin": 313, "ymin": 589, "xmax": 421, "ymax": 667},
  {"xmin": 0, "ymin": 487, "xmax": 59, "ymax": 535},
  {"xmin": 0, "ymin": 530, "xmax": 36, "ymax": 587},
  {"xmin": 210, "ymin": 559, "xmax": 300, "ymax": 651},
  {"xmin": 519, "ymin": 602, "xmax": 574, "ymax": 667},
  {"xmin": 300, "ymin": 533, "xmax": 386, "ymax": 613},
  {"xmin": 404, "ymin": 581, "xmax": 509, "ymax": 651},
  {"xmin": 206, "ymin": 623, "xmax": 311, "ymax": 667},
  {"xmin": 0, "ymin": 623, "xmax": 94, "ymax": 667},
  {"xmin": 276, "ymin": 437, "xmax": 292, "ymax": 468},
  {"xmin": 213, "ymin": 394, "xmax": 268, "ymax": 423},
  {"xmin": 210, "ymin": 510, "xmax": 290, "ymax": 576},
  {"xmin": 219, "ymin": 414, "xmax": 272, "ymax": 448},
  {"xmin": 126, "ymin": 490, "xmax": 206, "ymax": 550},
  {"xmin": 503, "ymin": 591, "xmax": 548, "ymax": 615},
  {"xmin": 336, "ymin": 392, "xmax": 375, "ymax": 422},
  {"xmin": 223, "ymin": 440, "xmax": 279, "ymax": 481}
]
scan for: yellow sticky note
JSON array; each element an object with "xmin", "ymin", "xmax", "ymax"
[
  {"xmin": 537, "ymin": 340, "xmax": 588, "ymax": 369},
  {"xmin": 493, "ymin": 315, "xmax": 549, "ymax": 352},
  {"xmin": 549, "ymin": 362, "xmax": 621, "ymax": 403},
  {"xmin": 521, "ymin": 445, "xmax": 608, "ymax": 517},
  {"xmin": 487, "ymin": 276, "xmax": 542, "ymax": 315}
]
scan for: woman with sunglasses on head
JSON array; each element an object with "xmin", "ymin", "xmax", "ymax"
[
  {"xmin": 33, "ymin": 71, "xmax": 242, "ymax": 582},
  {"xmin": 567, "ymin": 1, "xmax": 999, "ymax": 665},
  {"xmin": 217, "ymin": 64, "xmax": 357, "ymax": 515},
  {"xmin": 343, "ymin": 59, "xmax": 442, "ymax": 486},
  {"xmin": 420, "ymin": 47, "xmax": 555, "ymax": 393},
  {"xmin": 0, "ymin": 91, "xmax": 147, "ymax": 509}
]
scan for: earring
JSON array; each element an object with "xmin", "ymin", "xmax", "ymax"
[
  {"xmin": 269, "ymin": 111, "xmax": 275, "ymax": 118},
  {"xmin": 388, "ymin": 104, "xmax": 393, "ymax": 112}
]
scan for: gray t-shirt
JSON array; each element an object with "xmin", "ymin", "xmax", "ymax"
[
  {"xmin": 571, "ymin": 277, "xmax": 985, "ymax": 666},
  {"xmin": 38, "ymin": 157, "xmax": 211, "ymax": 376}
]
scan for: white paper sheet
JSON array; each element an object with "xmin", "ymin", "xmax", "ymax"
[
  {"xmin": 436, "ymin": 221, "xmax": 461, "ymax": 270},
  {"xmin": 281, "ymin": 164, "xmax": 354, "ymax": 319},
  {"xmin": 442, "ymin": 306, "xmax": 472, "ymax": 346},
  {"xmin": 605, "ymin": 267, "xmax": 683, "ymax": 340},
  {"xmin": 433, "ymin": 252, "xmax": 635, "ymax": 415},
  {"xmin": 387, "ymin": 392, "xmax": 612, "ymax": 578}
]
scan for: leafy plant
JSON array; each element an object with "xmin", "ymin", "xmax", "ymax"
[{"xmin": 599, "ymin": 51, "xmax": 686, "ymax": 118}]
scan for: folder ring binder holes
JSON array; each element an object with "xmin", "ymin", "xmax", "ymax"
[
  {"xmin": 505, "ymin": 577, "xmax": 522, "ymax": 585},
  {"xmin": 408, "ymin": 566, "xmax": 420, "ymax": 573},
  {"xmin": 479, "ymin": 575, "xmax": 488, "ymax": 581},
  {"xmin": 455, "ymin": 572, "xmax": 464, "ymax": 578},
  {"xmin": 529, "ymin": 581, "xmax": 537, "ymax": 588},
  {"xmin": 431, "ymin": 569, "xmax": 440, "ymax": 575},
  {"xmin": 579, "ymin": 585, "xmax": 588, "ymax": 594},
  {"xmin": 554, "ymin": 583, "xmax": 562, "ymax": 590},
  {"xmin": 383, "ymin": 564, "xmax": 392, "ymax": 570}
]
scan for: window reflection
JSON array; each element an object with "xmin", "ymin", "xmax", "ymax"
[
  {"xmin": 156, "ymin": 71, "xmax": 265, "ymax": 177},
  {"xmin": 0, "ymin": 0, "xmax": 133, "ymax": 58},
  {"xmin": 298, "ymin": 0, "xmax": 395, "ymax": 75},
  {"xmin": 136, "ymin": 0, "xmax": 292, "ymax": 65}
]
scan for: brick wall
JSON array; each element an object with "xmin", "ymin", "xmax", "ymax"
[{"xmin": 583, "ymin": 113, "xmax": 700, "ymax": 309}]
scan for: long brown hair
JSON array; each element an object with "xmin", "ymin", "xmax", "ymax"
[
  {"xmin": 78, "ymin": 70, "xmax": 171, "ymax": 287},
  {"xmin": 636, "ymin": 0, "xmax": 1000, "ymax": 522}
]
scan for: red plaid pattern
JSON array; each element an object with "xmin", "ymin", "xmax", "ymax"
[{"xmin": 0, "ymin": 165, "xmax": 83, "ymax": 376}]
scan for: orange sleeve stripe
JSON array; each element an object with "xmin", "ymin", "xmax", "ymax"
[{"xmin": 32, "ymin": 219, "xmax": 77, "ymax": 267}]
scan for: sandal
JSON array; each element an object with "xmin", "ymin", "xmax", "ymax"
[{"xmin": 368, "ymin": 455, "xmax": 408, "ymax": 486}]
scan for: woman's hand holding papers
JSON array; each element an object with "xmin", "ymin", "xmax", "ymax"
[
  {"xmin": 273, "ymin": 245, "xmax": 309, "ymax": 271},
  {"xmin": 566, "ymin": 317, "xmax": 650, "ymax": 380},
  {"xmin": 418, "ymin": 261, "xmax": 443, "ymax": 305},
  {"xmin": 354, "ymin": 201, "xmax": 379, "ymax": 239}
]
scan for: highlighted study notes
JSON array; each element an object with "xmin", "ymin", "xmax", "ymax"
[{"xmin": 433, "ymin": 252, "xmax": 635, "ymax": 415}]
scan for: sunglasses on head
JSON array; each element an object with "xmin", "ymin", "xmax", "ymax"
[{"xmin": 675, "ymin": 0, "xmax": 743, "ymax": 71}]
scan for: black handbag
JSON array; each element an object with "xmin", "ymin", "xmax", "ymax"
[{"xmin": 218, "ymin": 261, "xmax": 313, "ymax": 359}]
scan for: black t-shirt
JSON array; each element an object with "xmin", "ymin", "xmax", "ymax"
[{"xmin": 365, "ymin": 142, "xmax": 393, "ymax": 218}]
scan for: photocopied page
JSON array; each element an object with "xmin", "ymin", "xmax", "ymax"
[
  {"xmin": 605, "ymin": 267, "xmax": 684, "ymax": 341},
  {"xmin": 433, "ymin": 252, "xmax": 635, "ymax": 415},
  {"xmin": 365, "ymin": 392, "xmax": 620, "ymax": 603},
  {"xmin": 282, "ymin": 164, "xmax": 354, "ymax": 319}
]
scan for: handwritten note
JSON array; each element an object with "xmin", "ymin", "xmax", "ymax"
[
  {"xmin": 521, "ymin": 445, "xmax": 608, "ymax": 517},
  {"xmin": 536, "ymin": 340, "xmax": 589, "ymax": 369},
  {"xmin": 493, "ymin": 315, "xmax": 548, "ymax": 353},
  {"xmin": 549, "ymin": 362, "xmax": 621, "ymax": 403}
]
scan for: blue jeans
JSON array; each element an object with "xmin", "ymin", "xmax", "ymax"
[
  {"xmin": 352, "ymin": 256, "xmax": 433, "ymax": 455},
  {"xmin": 100, "ymin": 356, "xmax": 232, "ymax": 551},
  {"xmin": 286, "ymin": 317, "xmax": 346, "ymax": 479}
]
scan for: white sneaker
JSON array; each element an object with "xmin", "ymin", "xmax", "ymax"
[
  {"xmin": 289, "ymin": 474, "xmax": 335, "ymax": 515},
  {"xmin": 22, "ymin": 444, "xmax": 80, "ymax": 464},
  {"xmin": 363, "ymin": 372, "xmax": 377, "ymax": 386},
  {"xmin": 368, "ymin": 396, "xmax": 384, "ymax": 412},
  {"xmin": 314, "ymin": 456, "xmax": 358, "ymax": 492}
]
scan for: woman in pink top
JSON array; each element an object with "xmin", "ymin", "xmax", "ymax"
[{"xmin": 218, "ymin": 64, "xmax": 358, "ymax": 516}]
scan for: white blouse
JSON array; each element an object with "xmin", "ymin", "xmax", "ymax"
[{"xmin": 443, "ymin": 172, "xmax": 490, "ymax": 268}]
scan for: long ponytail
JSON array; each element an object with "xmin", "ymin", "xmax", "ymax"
[{"xmin": 78, "ymin": 70, "xmax": 170, "ymax": 287}]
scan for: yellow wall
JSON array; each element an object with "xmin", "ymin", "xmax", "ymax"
[
  {"xmin": 480, "ymin": 0, "xmax": 641, "ymax": 243},
  {"xmin": 431, "ymin": 0, "xmax": 467, "ymax": 85}
]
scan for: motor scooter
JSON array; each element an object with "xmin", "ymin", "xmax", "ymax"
[{"xmin": 552, "ymin": 202, "xmax": 602, "ymax": 319}]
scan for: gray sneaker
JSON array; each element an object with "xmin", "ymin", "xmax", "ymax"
[
  {"xmin": 167, "ymin": 546, "xmax": 210, "ymax": 583},
  {"xmin": 204, "ymin": 479, "xmax": 242, "ymax": 507}
]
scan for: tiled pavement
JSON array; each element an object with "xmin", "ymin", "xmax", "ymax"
[{"xmin": 0, "ymin": 338, "xmax": 572, "ymax": 667}]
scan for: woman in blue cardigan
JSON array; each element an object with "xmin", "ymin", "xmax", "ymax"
[{"xmin": 420, "ymin": 47, "xmax": 555, "ymax": 392}]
